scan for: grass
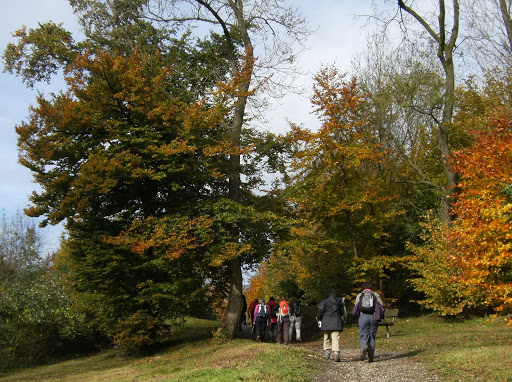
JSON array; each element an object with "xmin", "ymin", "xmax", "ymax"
[
  {"xmin": 0, "ymin": 317, "xmax": 320, "ymax": 382},
  {"xmin": 375, "ymin": 314, "xmax": 512, "ymax": 381},
  {"xmin": 0, "ymin": 314, "xmax": 510, "ymax": 381}
]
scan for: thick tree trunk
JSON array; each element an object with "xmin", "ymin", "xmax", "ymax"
[
  {"xmin": 220, "ymin": 256, "xmax": 243, "ymax": 337},
  {"xmin": 216, "ymin": 0, "xmax": 253, "ymax": 339}
]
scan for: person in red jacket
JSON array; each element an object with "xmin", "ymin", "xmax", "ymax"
[
  {"xmin": 267, "ymin": 297, "xmax": 278, "ymax": 342},
  {"xmin": 248, "ymin": 298, "xmax": 259, "ymax": 326}
]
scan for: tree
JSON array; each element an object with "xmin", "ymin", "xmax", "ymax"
[
  {"xmin": 464, "ymin": 0, "xmax": 512, "ymax": 74},
  {"xmin": 4, "ymin": 0, "xmax": 291, "ymax": 348},
  {"xmin": 0, "ymin": 210, "xmax": 43, "ymax": 279},
  {"xmin": 393, "ymin": 0, "xmax": 460, "ymax": 221},
  {"xmin": 268, "ymin": 66, "xmax": 404, "ymax": 301},
  {"xmin": 0, "ymin": 211, "xmax": 94, "ymax": 370},
  {"xmin": 142, "ymin": 0, "xmax": 310, "ymax": 337},
  {"xmin": 449, "ymin": 114, "xmax": 512, "ymax": 317},
  {"xmin": 3, "ymin": 1, "xmax": 246, "ymax": 350},
  {"xmin": 353, "ymin": 31, "xmax": 449, "ymax": 230},
  {"xmin": 409, "ymin": 106, "xmax": 512, "ymax": 319}
]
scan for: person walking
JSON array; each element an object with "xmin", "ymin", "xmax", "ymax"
[
  {"xmin": 267, "ymin": 296, "xmax": 279, "ymax": 342},
  {"xmin": 352, "ymin": 281, "xmax": 385, "ymax": 362},
  {"xmin": 239, "ymin": 294, "xmax": 247, "ymax": 330},
  {"xmin": 289, "ymin": 296, "xmax": 302, "ymax": 343},
  {"xmin": 248, "ymin": 298, "xmax": 259, "ymax": 327},
  {"xmin": 317, "ymin": 289, "xmax": 347, "ymax": 362},
  {"xmin": 276, "ymin": 295, "xmax": 291, "ymax": 344},
  {"xmin": 253, "ymin": 298, "xmax": 269, "ymax": 342}
]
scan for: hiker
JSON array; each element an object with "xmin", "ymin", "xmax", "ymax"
[
  {"xmin": 239, "ymin": 294, "xmax": 247, "ymax": 330},
  {"xmin": 267, "ymin": 296, "xmax": 279, "ymax": 342},
  {"xmin": 276, "ymin": 295, "xmax": 291, "ymax": 344},
  {"xmin": 248, "ymin": 298, "xmax": 259, "ymax": 326},
  {"xmin": 253, "ymin": 298, "xmax": 269, "ymax": 342},
  {"xmin": 317, "ymin": 288, "xmax": 348, "ymax": 362},
  {"xmin": 352, "ymin": 281, "xmax": 385, "ymax": 363},
  {"xmin": 289, "ymin": 296, "xmax": 302, "ymax": 343}
]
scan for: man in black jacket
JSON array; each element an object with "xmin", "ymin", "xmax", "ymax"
[
  {"xmin": 317, "ymin": 289, "xmax": 347, "ymax": 362},
  {"xmin": 289, "ymin": 297, "xmax": 302, "ymax": 343}
]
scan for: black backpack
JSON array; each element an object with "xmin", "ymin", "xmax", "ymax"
[
  {"xmin": 359, "ymin": 290, "xmax": 376, "ymax": 314},
  {"xmin": 291, "ymin": 301, "xmax": 301, "ymax": 316},
  {"xmin": 270, "ymin": 303, "xmax": 279, "ymax": 318}
]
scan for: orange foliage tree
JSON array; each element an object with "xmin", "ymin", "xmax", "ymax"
[{"xmin": 410, "ymin": 111, "xmax": 512, "ymax": 318}]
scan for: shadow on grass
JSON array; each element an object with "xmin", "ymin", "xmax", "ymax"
[{"xmin": 372, "ymin": 349, "xmax": 424, "ymax": 362}]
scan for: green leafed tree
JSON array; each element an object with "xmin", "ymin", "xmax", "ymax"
[{"xmin": 3, "ymin": 0, "xmax": 286, "ymax": 350}]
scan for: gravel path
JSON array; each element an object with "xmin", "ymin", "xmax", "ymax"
[
  {"xmin": 306, "ymin": 345, "xmax": 440, "ymax": 382},
  {"xmin": 238, "ymin": 324, "xmax": 440, "ymax": 381}
]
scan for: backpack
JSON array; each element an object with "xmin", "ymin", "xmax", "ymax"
[
  {"xmin": 270, "ymin": 303, "xmax": 279, "ymax": 318},
  {"xmin": 257, "ymin": 303, "xmax": 267, "ymax": 318},
  {"xmin": 359, "ymin": 290, "xmax": 375, "ymax": 314},
  {"xmin": 279, "ymin": 301, "xmax": 289, "ymax": 316},
  {"xmin": 291, "ymin": 302, "xmax": 301, "ymax": 317}
]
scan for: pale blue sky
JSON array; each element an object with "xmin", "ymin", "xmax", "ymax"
[{"xmin": 0, "ymin": 0, "xmax": 372, "ymax": 253}]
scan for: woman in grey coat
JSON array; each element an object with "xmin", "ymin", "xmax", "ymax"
[
  {"xmin": 317, "ymin": 289, "xmax": 347, "ymax": 362},
  {"xmin": 352, "ymin": 281, "xmax": 385, "ymax": 362}
]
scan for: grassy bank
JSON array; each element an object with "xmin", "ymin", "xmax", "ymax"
[
  {"xmin": 1, "ymin": 314, "xmax": 510, "ymax": 381},
  {"xmin": 0, "ymin": 318, "xmax": 320, "ymax": 382},
  {"xmin": 375, "ymin": 314, "xmax": 512, "ymax": 381}
]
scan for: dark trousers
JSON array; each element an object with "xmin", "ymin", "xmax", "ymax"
[{"xmin": 254, "ymin": 317, "xmax": 267, "ymax": 340}]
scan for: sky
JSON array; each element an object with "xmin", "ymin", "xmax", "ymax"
[{"xmin": 0, "ymin": 0, "xmax": 373, "ymax": 253}]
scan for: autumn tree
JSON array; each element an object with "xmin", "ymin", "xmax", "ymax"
[
  {"xmin": 138, "ymin": 0, "xmax": 311, "ymax": 337},
  {"xmin": 267, "ymin": 66, "xmax": 404, "ymax": 301},
  {"xmin": 4, "ymin": 0, "xmax": 293, "ymax": 348},
  {"xmin": 2, "ymin": 1, "xmax": 250, "ymax": 351},
  {"xmin": 409, "ymin": 111, "xmax": 512, "ymax": 318}
]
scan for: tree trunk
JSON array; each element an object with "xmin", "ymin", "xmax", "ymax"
[
  {"xmin": 439, "ymin": 55, "xmax": 457, "ymax": 222},
  {"xmin": 216, "ymin": 0, "xmax": 253, "ymax": 338},
  {"xmin": 220, "ymin": 256, "xmax": 243, "ymax": 337},
  {"xmin": 398, "ymin": 0, "xmax": 459, "ymax": 223},
  {"xmin": 499, "ymin": 0, "xmax": 512, "ymax": 52}
]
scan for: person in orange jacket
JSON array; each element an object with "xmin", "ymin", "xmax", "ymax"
[{"xmin": 276, "ymin": 295, "xmax": 291, "ymax": 344}]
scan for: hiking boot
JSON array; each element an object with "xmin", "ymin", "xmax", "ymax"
[
  {"xmin": 360, "ymin": 348, "xmax": 367, "ymax": 361},
  {"xmin": 368, "ymin": 347, "xmax": 374, "ymax": 363},
  {"xmin": 256, "ymin": 335, "xmax": 261, "ymax": 342},
  {"xmin": 323, "ymin": 350, "xmax": 331, "ymax": 360},
  {"xmin": 333, "ymin": 351, "xmax": 341, "ymax": 362}
]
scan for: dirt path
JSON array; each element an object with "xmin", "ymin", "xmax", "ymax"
[{"xmin": 301, "ymin": 341, "xmax": 439, "ymax": 382}]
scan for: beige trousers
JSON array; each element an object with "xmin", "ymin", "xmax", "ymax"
[{"xmin": 323, "ymin": 331, "xmax": 341, "ymax": 351}]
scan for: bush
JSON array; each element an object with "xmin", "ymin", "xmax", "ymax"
[{"xmin": 0, "ymin": 271, "xmax": 97, "ymax": 371}]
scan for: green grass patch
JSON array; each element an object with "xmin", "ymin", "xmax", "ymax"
[
  {"xmin": 376, "ymin": 314, "xmax": 512, "ymax": 381},
  {"xmin": 0, "ymin": 318, "xmax": 320, "ymax": 382}
]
